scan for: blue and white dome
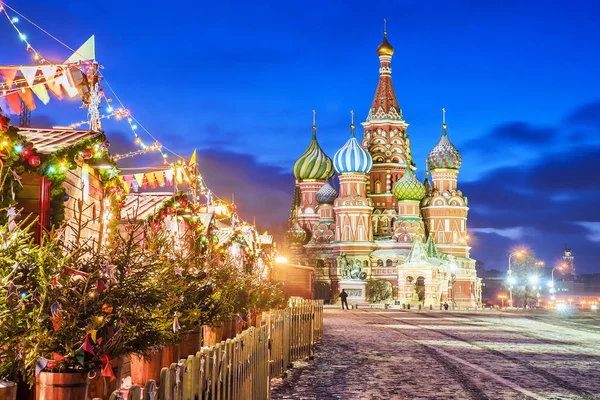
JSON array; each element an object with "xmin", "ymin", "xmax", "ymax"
[{"xmin": 333, "ymin": 135, "xmax": 373, "ymax": 174}]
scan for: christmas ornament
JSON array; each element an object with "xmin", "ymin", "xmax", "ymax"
[
  {"xmin": 28, "ymin": 155, "xmax": 40, "ymax": 167},
  {"xmin": 101, "ymin": 303, "xmax": 113, "ymax": 314}
]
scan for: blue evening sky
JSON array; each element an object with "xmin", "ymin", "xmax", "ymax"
[{"xmin": 1, "ymin": 0, "xmax": 599, "ymax": 272}]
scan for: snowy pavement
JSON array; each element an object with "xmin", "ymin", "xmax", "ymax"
[{"xmin": 271, "ymin": 309, "xmax": 600, "ymax": 400}]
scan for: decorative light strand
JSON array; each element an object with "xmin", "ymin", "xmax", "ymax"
[{"xmin": 0, "ymin": 4, "xmax": 48, "ymax": 64}]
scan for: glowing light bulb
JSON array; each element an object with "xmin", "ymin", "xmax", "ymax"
[
  {"xmin": 11, "ymin": 17, "xmax": 19, "ymax": 23},
  {"xmin": 19, "ymin": 33, "xmax": 26, "ymax": 41}
]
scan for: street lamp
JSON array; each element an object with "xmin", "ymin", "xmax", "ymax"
[
  {"xmin": 498, "ymin": 294, "xmax": 507, "ymax": 308},
  {"xmin": 449, "ymin": 261, "xmax": 457, "ymax": 310},
  {"xmin": 549, "ymin": 264, "xmax": 564, "ymax": 298},
  {"xmin": 507, "ymin": 250, "xmax": 525, "ymax": 308}
]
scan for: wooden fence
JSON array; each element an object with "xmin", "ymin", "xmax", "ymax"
[{"xmin": 123, "ymin": 298, "xmax": 323, "ymax": 400}]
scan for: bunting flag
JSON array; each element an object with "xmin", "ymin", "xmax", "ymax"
[
  {"xmin": 164, "ymin": 170, "xmax": 174, "ymax": 186},
  {"xmin": 20, "ymin": 67, "xmax": 38, "ymax": 87},
  {"xmin": 65, "ymin": 35, "xmax": 96, "ymax": 64},
  {"xmin": 0, "ymin": 69, "xmax": 18, "ymax": 88},
  {"xmin": 39, "ymin": 66, "xmax": 57, "ymax": 81},
  {"xmin": 31, "ymin": 84, "xmax": 50, "ymax": 105},
  {"xmin": 35, "ymin": 358, "xmax": 50, "ymax": 376},
  {"xmin": 96, "ymin": 279, "xmax": 107, "ymax": 293},
  {"xmin": 52, "ymin": 352, "xmax": 68, "ymax": 362},
  {"xmin": 101, "ymin": 362, "xmax": 116, "ymax": 381},
  {"xmin": 6, "ymin": 93, "xmax": 21, "ymax": 114},
  {"xmin": 55, "ymin": 69, "xmax": 78, "ymax": 98},
  {"xmin": 82, "ymin": 334, "xmax": 95, "ymax": 355},
  {"xmin": 18, "ymin": 88, "xmax": 36, "ymax": 111},
  {"xmin": 75, "ymin": 348, "xmax": 85, "ymax": 366},
  {"xmin": 155, "ymin": 171, "xmax": 165, "ymax": 187}
]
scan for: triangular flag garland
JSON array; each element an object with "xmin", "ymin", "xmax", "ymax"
[
  {"xmin": 120, "ymin": 168, "xmax": 194, "ymax": 193},
  {"xmin": 0, "ymin": 65, "xmax": 81, "ymax": 111}
]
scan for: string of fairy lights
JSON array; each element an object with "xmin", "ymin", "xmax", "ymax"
[{"xmin": 0, "ymin": 1, "xmax": 242, "ymax": 219}]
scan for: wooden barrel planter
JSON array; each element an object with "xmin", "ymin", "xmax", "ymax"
[
  {"xmin": 0, "ymin": 381, "xmax": 17, "ymax": 400},
  {"xmin": 35, "ymin": 372, "xmax": 88, "ymax": 400},
  {"xmin": 202, "ymin": 322, "xmax": 223, "ymax": 346},
  {"xmin": 130, "ymin": 353, "xmax": 162, "ymax": 385}
]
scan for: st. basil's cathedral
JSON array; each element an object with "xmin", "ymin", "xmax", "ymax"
[{"xmin": 286, "ymin": 29, "xmax": 482, "ymax": 308}]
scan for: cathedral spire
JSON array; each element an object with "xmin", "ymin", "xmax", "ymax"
[
  {"xmin": 350, "ymin": 110, "xmax": 355, "ymax": 136},
  {"xmin": 312, "ymin": 109, "xmax": 317, "ymax": 139},
  {"xmin": 442, "ymin": 107, "xmax": 447, "ymax": 136},
  {"xmin": 369, "ymin": 22, "xmax": 403, "ymax": 121}
]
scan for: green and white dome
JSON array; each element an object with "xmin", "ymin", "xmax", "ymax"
[
  {"xmin": 293, "ymin": 126, "xmax": 334, "ymax": 181},
  {"xmin": 392, "ymin": 167, "xmax": 426, "ymax": 201}
]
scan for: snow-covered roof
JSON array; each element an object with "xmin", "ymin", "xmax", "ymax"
[
  {"xmin": 18, "ymin": 127, "xmax": 101, "ymax": 154},
  {"xmin": 120, "ymin": 192, "xmax": 172, "ymax": 220}
]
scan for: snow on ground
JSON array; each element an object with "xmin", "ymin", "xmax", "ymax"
[{"xmin": 271, "ymin": 309, "xmax": 600, "ymax": 400}]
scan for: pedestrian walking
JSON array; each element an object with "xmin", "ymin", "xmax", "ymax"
[
  {"xmin": 444, "ymin": 302, "xmax": 449, "ymax": 310},
  {"xmin": 340, "ymin": 289, "xmax": 349, "ymax": 310}
]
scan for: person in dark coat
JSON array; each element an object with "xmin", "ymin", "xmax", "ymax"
[{"xmin": 340, "ymin": 289, "xmax": 349, "ymax": 310}]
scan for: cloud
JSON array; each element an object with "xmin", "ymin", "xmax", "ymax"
[
  {"xmin": 565, "ymin": 100, "xmax": 600, "ymax": 126},
  {"xmin": 574, "ymin": 222, "xmax": 600, "ymax": 243},
  {"xmin": 470, "ymin": 227, "xmax": 525, "ymax": 240},
  {"xmin": 463, "ymin": 122, "xmax": 556, "ymax": 154}
]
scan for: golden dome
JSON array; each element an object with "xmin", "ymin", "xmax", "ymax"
[{"xmin": 377, "ymin": 32, "xmax": 394, "ymax": 57}]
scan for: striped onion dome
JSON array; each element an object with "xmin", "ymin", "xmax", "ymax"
[
  {"xmin": 333, "ymin": 124, "xmax": 373, "ymax": 174},
  {"xmin": 316, "ymin": 180, "xmax": 338, "ymax": 205},
  {"xmin": 293, "ymin": 126, "xmax": 334, "ymax": 181},
  {"xmin": 392, "ymin": 167, "xmax": 426, "ymax": 201},
  {"xmin": 427, "ymin": 124, "xmax": 462, "ymax": 170}
]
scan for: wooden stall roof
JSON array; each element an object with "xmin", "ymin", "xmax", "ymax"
[
  {"xmin": 17, "ymin": 127, "xmax": 101, "ymax": 154},
  {"xmin": 121, "ymin": 192, "xmax": 173, "ymax": 220}
]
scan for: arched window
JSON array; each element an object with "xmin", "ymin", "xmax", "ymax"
[
  {"xmin": 386, "ymin": 259, "xmax": 393, "ymax": 267},
  {"xmin": 375, "ymin": 180, "xmax": 382, "ymax": 194}
]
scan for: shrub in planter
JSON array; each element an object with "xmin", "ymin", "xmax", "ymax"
[{"xmin": 1, "ymin": 217, "xmax": 175, "ymax": 390}]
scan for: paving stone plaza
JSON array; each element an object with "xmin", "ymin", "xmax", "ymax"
[{"xmin": 271, "ymin": 309, "xmax": 600, "ymax": 400}]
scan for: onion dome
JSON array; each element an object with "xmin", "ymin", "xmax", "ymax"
[
  {"xmin": 293, "ymin": 117, "xmax": 334, "ymax": 181},
  {"xmin": 377, "ymin": 31, "xmax": 394, "ymax": 57},
  {"xmin": 392, "ymin": 167, "xmax": 426, "ymax": 201},
  {"xmin": 286, "ymin": 185, "xmax": 309, "ymax": 245},
  {"xmin": 333, "ymin": 113, "xmax": 373, "ymax": 174},
  {"xmin": 286, "ymin": 219, "xmax": 308, "ymax": 245},
  {"xmin": 316, "ymin": 180, "xmax": 338, "ymax": 205},
  {"xmin": 427, "ymin": 121, "xmax": 462, "ymax": 170}
]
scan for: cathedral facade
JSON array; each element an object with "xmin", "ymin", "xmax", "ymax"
[{"xmin": 286, "ymin": 31, "xmax": 481, "ymax": 308}]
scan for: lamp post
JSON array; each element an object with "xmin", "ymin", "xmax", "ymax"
[
  {"xmin": 549, "ymin": 264, "xmax": 564, "ymax": 300},
  {"xmin": 507, "ymin": 250, "xmax": 525, "ymax": 308},
  {"xmin": 498, "ymin": 295, "xmax": 507, "ymax": 308},
  {"xmin": 449, "ymin": 261, "xmax": 457, "ymax": 310}
]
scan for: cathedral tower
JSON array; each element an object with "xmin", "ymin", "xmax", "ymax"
[
  {"xmin": 333, "ymin": 112, "xmax": 374, "ymax": 253},
  {"xmin": 293, "ymin": 111, "xmax": 335, "ymax": 233},
  {"xmin": 361, "ymin": 23, "xmax": 413, "ymax": 234},
  {"xmin": 421, "ymin": 110, "xmax": 470, "ymax": 257}
]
